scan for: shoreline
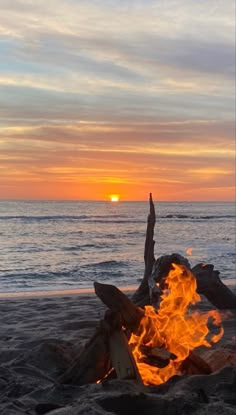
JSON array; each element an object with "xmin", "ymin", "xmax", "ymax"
[
  {"xmin": 0, "ymin": 278, "xmax": 235, "ymax": 299},
  {"xmin": 0, "ymin": 284, "xmax": 138, "ymax": 299}
]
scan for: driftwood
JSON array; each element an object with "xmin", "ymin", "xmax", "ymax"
[
  {"xmin": 137, "ymin": 254, "xmax": 236, "ymax": 310},
  {"xmin": 109, "ymin": 330, "xmax": 142, "ymax": 382},
  {"xmin": 60, "ymin": 280, "xmax": 213, "ymax": 385},
  {"xmin": 140, "ymin": 346, "xmax": 177, "ymax": 368},
  {"xmin": 132, "ymin": 195, "xmax": 236, "ymax": 310},
  {"xmin": 60, "ymin": 284, "xmax": 145, "ymax": 385},
  {"xmin": 59, "ymin": 319, "xmax": 111, "ymax": 385},
  {"xmin": 133, "ymin": 252, "xmax": 236, "ymax": 311},
  {"xmin": 180, "ymin": 351, "xmax": 212, "ymax": 375},
  {"xmin": 95, "ymin": 282, "xmax": 214, "ymax": 376},
  {"xmin": 101, "ymin": 309, "xmax": 142, "ymax": 382},
  {"xmin": 94, "ymin": 282, "xmax": 144, "ymax": 332},
  {"xmin": 132, "ymin": 193, "xmax": 156, "ymax": 307},
  {"xmin": 60, "ymin": 195, "xmax": 235, "ymax": 386},
  {"xmin": 192, "ymin": 263, "xmax": 236, "ymax": 310}
]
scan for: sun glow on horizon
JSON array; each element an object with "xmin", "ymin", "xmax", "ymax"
[{"xmin": 109, "ymin": 194, "xmax": 120, "ymax": 202}]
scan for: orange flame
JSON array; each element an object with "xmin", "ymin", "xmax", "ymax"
[
  {"xmin": 186, "ymin": 247, "xmax": 193, "ymax": 256},
  {"xmin": 129, "ymin": 264, "xmax": 224, "ymax": 385}
]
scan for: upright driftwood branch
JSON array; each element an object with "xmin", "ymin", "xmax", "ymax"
[
  {"xmin": 144, "ymin": 193, "xmax": 156, "ymax": 273},
  {"xmin": 132, "ymin": 193, "xmax": 156, "ymax": 306},
  {"xmin": 133, "ymin": 195, "xmax": 236, "ymax": 310}
]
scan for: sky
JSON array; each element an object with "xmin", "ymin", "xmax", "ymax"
[{"xmin": 0, "ymin": 0, "xmax": 235, "ymax": 201}]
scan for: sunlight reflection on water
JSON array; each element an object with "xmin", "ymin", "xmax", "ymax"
[{"xmin": 0, "ymin": 201, "xmax": 235, "ymax": 292}]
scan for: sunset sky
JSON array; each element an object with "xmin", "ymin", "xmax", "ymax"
[{"xmin": 0, "ymin": 0, "xmax": 235, "ymax": 201}]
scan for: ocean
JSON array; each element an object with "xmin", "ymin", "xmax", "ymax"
[{"xmin": 0, "ymin": 200, "xmax": 235, "ymax": 293}]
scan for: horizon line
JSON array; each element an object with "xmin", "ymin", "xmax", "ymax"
[{"xmin": 0, "ymin": 198, "xmax": 234, "ymax": 203}]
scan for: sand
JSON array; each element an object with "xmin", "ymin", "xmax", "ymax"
[{"xmin": 0, "ymin": 289, "xmax": 236, "ymax": 415}]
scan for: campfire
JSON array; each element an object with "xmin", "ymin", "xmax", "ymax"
[
  {"xmin": 128, "ymin": 263, "xmax": 223, "ymax": 385},
  {"xmin": 59, "ymin": 194, "xmax": 235, "ymax": 387}
]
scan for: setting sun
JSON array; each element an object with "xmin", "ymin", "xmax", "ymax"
[{"xmin": 109, "ymin": 194, "xmax": 120, "ymax": 202}]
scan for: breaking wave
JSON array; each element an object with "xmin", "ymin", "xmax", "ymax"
[{"xmin": 162, "ymin": 214, "xmax": 235, "ymax": 220}]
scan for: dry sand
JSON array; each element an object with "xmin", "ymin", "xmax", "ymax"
[{"xmin": 0, "ymin": 289, "xmax": 236, "ymax": 415}]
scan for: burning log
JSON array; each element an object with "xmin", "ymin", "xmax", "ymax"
[
  {"xmin": 94, "ymin": 282, "xmax": 144, "ymax": 332},
  {"xmin": 102, "ymin": 310, "xmax": 142, "ymax": 382},
  {"xmin": 132, "ymin": 194, "xmax": 236, "ymax": 310},
  {"xmin": 128, "ymin": 263, "xmax": 224, "ymax": 385},
  {"xmin": 133, "ymin": 252, "xmax": 236, "ymax": 311},
  {"xmin": 109, "ymin": 330, "xmax": 142, "ymax": 382},
  {"xmin": 60, "ymin": 286, "xmax": 145, "ymax": 385},
  {"xmin": 140, "ymin": 346, "xmax": 177, "ymax": 368},
  {"xmin": 60, "ymin": 273, "xmax": 222, "ymax": 386}
]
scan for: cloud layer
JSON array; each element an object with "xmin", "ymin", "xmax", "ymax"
[{"xmin": 0, "ymin": 0, "xmax": 235, "ymax": 200}]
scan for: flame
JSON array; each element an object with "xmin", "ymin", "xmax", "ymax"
[
  {"xmin": 129, "ymin": 263, "xmax": 224, "ymax": 385},
  {"xmin": 186, "ymin": 247, "xmax": 193, "ymax": 256}
]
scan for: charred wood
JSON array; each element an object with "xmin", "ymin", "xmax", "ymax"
[
  {"xmin": 133, "ymin": 252, "xmax": 236, "ymax": 310},
  {"xmin": 192, "ymin": 263, "xmax": 236, "ymax": 310},
  {"xmin": 94, "ymin": 281, "xmax": 144, "ymax": 332},
  {"xmin": 140, "ymin": 345, "xmax": 177, "ymax": 361},
  {"xmin": 180, "ymin": 351, "xmax": 212, "ymax": 375},
  {"xmin": 59, "ymin": 285, "xmax": 145, "ymax": 386},
  {"xmin": 59, "ymin": 320, "xmax": 111, "ymax": 385},
  {"xmin": 139, "ymin": 345, "xmax": 177, "ymax": 369}
]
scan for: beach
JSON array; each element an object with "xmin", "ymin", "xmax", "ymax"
[{"xmin": 1, "ymin": 288, "xmax": 236, "ymax": 415}]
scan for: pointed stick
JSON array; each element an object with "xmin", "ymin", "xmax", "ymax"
[{"xmin": 132, "ymin": 193, "xmax": 156, "ymax": 306}]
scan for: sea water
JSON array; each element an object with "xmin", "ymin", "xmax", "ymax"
[{"xmin": 0, "ymin": 201, "xmax": 235, "ymax": 293}]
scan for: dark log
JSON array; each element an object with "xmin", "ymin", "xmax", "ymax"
[
  {"xmin": 180, "ymin": 351, "xmax": 212, "ymax": 375},
  {"xmin": 94, "ymin": 281, "xmax": 144, "ymax": 332},
  {"xmin": 133, "ymin": 253, "xmax": 191, "ymax": 308},
  {"xmin": 59, "ymin": 320, "xmax": 111, "ymax": 385},
  {"xmin": 140, "ymin": 345, "xmax": 177, "ymax": 368},
  {"xmin": 192, "ymin": 263, "xmax": 236, "ymax": 310},
  {"xmin": 141, "ymin": 345, "xmax": 177, "ymax": 361},
  {"xmin": 133, "ymin": 252, "xmax": 236, "ymax": 310},
  {"xmin": 140, "ymin": 355, "xmax": 170, "ymax": 368},
  {"xmin": 132, "ymin": 193, "xmax": 156, "ymax": 306},
  {"xmin": 150, "ymin": 253, "xmax": 191, "ymax": 308},
  {"xmin": 151, "ymin": 253, "xmax": 191, "ymax": 288}
]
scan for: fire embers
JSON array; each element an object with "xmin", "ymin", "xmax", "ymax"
[{"xmin": 129, "ymin": 263, "xmax": 224, "ymax": 385}]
